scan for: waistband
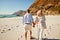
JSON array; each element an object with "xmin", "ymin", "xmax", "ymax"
[{"xmin": 25, "ymin": 23, "xmax": 32, "ymax": 25}]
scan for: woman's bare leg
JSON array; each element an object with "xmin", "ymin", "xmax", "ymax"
[{"xmin": 39, "ymin": 29, "xmax": 44, "ymax": 40}]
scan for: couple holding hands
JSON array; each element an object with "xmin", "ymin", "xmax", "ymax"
[{"xmin": 23, "ymin": 9, "xmax": 46, "ymax": 40}]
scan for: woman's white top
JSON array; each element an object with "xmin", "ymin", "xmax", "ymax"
[{"xmin": 35, "ymin": 16, "xmax": 46, "ymax": 29}]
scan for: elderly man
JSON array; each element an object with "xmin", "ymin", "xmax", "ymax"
[{"xmin": 23, "ymin": 9, "xmax": 35, "ymax": 40}]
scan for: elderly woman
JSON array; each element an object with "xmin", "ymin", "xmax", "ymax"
[{"xmin": 34, "ymin": 10, "xmax": 46, "ymax": 40}]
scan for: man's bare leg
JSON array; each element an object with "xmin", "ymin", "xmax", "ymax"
[
  {"xmin": 25, "ymin": 32, "xmax": 27, "ymax": 40},
  {"xmin": 30, "ymin": 30, "xmax": 32, "ymax": 39}
]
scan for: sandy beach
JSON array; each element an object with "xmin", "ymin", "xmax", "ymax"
[{"xmin": 0, "ymin": 15, "xmax": 60, "ymax": 40}]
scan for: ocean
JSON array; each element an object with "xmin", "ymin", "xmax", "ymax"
[{"xmin": 0, "ymin": 15, "xmax": 20, "ymax": 18}]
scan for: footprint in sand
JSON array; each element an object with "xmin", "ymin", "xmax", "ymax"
[
  {"xmin": 0, "ymin": 29, "xmax": 1, "ymax": 31},
  {"xmin": 1, "ymin": 32, "xmax": 3, "ymax": 33},
  {"xmin": 21, "ymin": 35, "xmax": 23, "ymax": 38},
  {"xmin": 8, "ymin": 28, "xmax": 11, "ymax": 31},
  {"xmin": 4, "ymin": 28, "xmax": 6, "ymax": 29},
  {"xmin": 1, "ymin": 29, "xmax": 6, "ymax": 33},
  {"xmin": 11, "ymin": 27, "xmax": 13, "ymax": 29},
  {"xmin": 16, "ymin": 25, "xmax": 19, "ymax": 27},
  {"xmin": 49, "ymin": 26, "xmax": 51, "ymax": 31},
  {"xmin": 2, "ymin": 30, "xmax": 5, "ymax": 32},
  {"xmin": 5, "ymin": 25, "xmax": 8, "ymax": 26}
]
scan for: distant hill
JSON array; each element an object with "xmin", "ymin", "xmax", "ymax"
[
  {"xmin": 0, "ymin": 10, "xmax": 25, "ymax": 18},
  {"xmin": 29, "ymin": 0, "xmax": 60, "ymax": 15},
  {"xmin": 13, "ymin": 10, "xmax": 25, "ymax": 16}
]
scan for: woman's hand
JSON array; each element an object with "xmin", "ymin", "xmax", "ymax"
[{"xmin": 32, "ymin": 22, "xmax": 35, "ymax": 27}]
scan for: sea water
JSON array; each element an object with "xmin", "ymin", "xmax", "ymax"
[{"xmin": 0, "ymin": 15, "xmax": 20, "ymax": 18}]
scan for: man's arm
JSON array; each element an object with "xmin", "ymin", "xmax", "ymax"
[
  {"xmin": 30, "ymin": 15, "xmax": 35, "ymax": 27},
  {"xmin": 32, "ymin": 22, "xmax": 35, "ymax": 27}
]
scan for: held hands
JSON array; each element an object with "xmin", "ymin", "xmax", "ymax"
[{"xmin": 32, "ymin": 22, "xmax": 36, "ymax": 27}]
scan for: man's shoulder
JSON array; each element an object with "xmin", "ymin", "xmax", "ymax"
[{"xmin": 27, "ymin": 13, "xmax": 31, "ymax": 16}]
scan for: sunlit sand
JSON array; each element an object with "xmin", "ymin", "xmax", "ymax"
[{"xmin": 0, "ymin": 15, "xmax": 60, "ymax": 40}]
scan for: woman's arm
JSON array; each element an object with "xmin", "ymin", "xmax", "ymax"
[{"xmin": 34, "ymin": 17, "xmax": 39, "ymax": 24}]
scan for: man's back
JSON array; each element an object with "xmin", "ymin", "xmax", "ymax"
[{"xmin": 23, "ymin": 13, "xmax": 33, "ymax": 24}]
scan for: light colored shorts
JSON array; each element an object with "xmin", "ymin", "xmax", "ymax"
[{"xmin": 24, "ymin": 24, "xmax": 32, "ymax": 32}]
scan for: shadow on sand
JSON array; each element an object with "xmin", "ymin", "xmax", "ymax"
[{"xmin": 31, "ymin": 37, "xmax": 60, "ymax": 40}]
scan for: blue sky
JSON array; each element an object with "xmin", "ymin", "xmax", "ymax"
[{"xmin": 0, "ymin": 0, "xmax": 34, "ymax": 15}]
